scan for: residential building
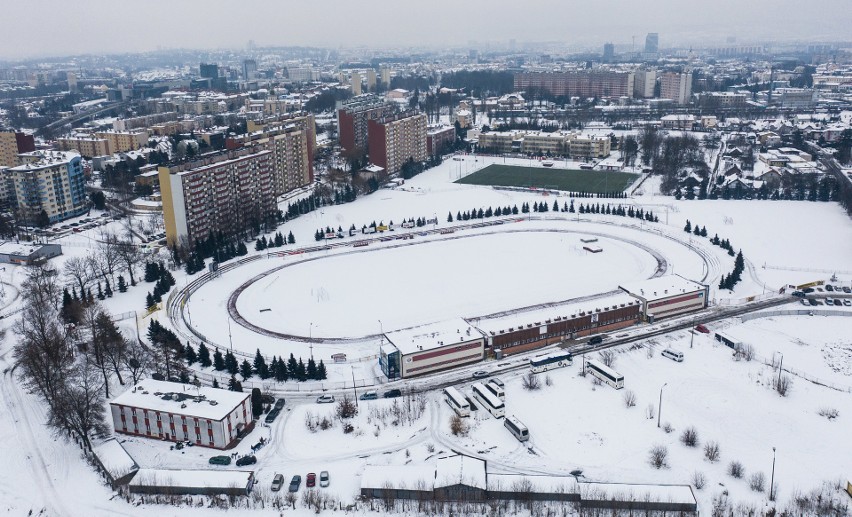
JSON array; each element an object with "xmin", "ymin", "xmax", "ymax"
[
  {"xmin": 513, "ymin": 71, "xmax": 635, "ymax": 99},
  {"xmin": 660, "ymin": 72, "xmax": 692, "ymax": 105},
  {"xmin": 633, "ymin": 69, "xmax": 656, "ymax": 98},
  {"xmin": 226, "ymin": 113, "xmax": 315, "ymax": 195},
  {"xmin": 661, "ymin": 114, "xmax": 695, "ymax": 130},
  {"xmin": 113, "ymin": 112, "xmax": 178, "ymax": 132},
  {"xmin": 242, "ymin": 59, "xmax": 257, "ymax": 80},
  {"xmin": 644, "ymin": 33, "xmax": 659, "ymax": 54},
  {"xmin": 110, "ymin": 379, "xmax": 251, "ymax": 450},
  {"xmin": 602, "ymin": 43, "xmax": 614, "ymax": 62},
  {"xmin": 367, "ymin": 111, "xmax": 427, "ymax": 176},
  {"xmin": 380, "ymin": 68, "xmax": 391, "ymax": 88},
  {"xmin": 351, "ymin": 71, "xmax": 362, "ymax": 95},
  {"xmin": 57, "ymin": 136, "xmax": 110, "ymax": 157},
  {"xmin": 697, "ymin": 92, "xmax": 748, "ymax": 108},
  {"xmin": 94, "ymin": 130, "xmax": 149, "ymax": 153},
  {"xmin": 337, "ymin": 94, "xmax": 396, "ymax": 158},
  {"xmin": 568, "ymin": 134, "xmax": 611, "ymax": 159},
  {"xmin": 477, "ymin": 130, "xmax": 610, "ymax": 158},
  {"xmin": 159, "ymin": 147, "xmax": 275, "ymax": 246},
  {"xmin": 286, "ymin": 66, "xmax": 314, "ymax": 83},
  {"xmin": 0, "ymin": 130, "xmax": 35, "ymax": 168},
  {"xmin": 3, "ymin": 151, "xmax": 87, "ymax": 224},
  {"xmin": 366, "ymin": 69, "xmax": 377, "ymax": 91},
  {"xmin": 775, "ymin": 88, "xmax": 815, "ymax": 109},
  {"xmin": 426, "ymin": 125, "xmax": 456, "ymax": 156},
  {"xmin": 199, "ymin": 63, "xmax": 218, "ymax": 79}
]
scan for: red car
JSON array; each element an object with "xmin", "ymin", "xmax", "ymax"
[
  {"xmin": 306, "ymin": 472, "xmax": 316, "ymax": 488},
  {"xmin": 695, "ymin": 324, "xmax": 709, "ymax": 334}
]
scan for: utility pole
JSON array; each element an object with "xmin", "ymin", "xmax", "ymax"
[
  {"xmin": 657, "ymin": 382, "xmax": 667, "ymax": 428},
  {"xmin": 769, "ymin": 447, "xmax": 777, "ymax": 501},
  {"xmin": 777, "ymin": 353, "xmax": 784, "ymax": 386},
  {"xmin": 351, "ymin": 366, "xmax": 358, "ymax": 408},
  {"xmin": 227, "ymin": 317, "xmax": 233, "ymax": 351}
]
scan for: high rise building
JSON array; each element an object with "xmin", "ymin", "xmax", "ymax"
[
  {"xmin": 645, "ymin": 33, "xmax": 659, "ymax": 54},
  {"xmin": 57, "ymin": 136, "xmax": 110, "ymax": 157},
  {"xmin": 93, "ymin": 130, "xmax": 149, "ymax": 153},
  {"xmin": 514, "ymin": 71, "xmax": 635, "ymax": 99},
  {"xmin": 0, "ymin": 130, "xmax": 35, "ymax": 168},
  {"xmin": 337, "ymin": 94, "xmax": 396, "ymax": 158},
  {"xmin": 199, "ymin": 63, "xmax": 219, "ymax": 79},
  {"xmin": 3, "ymin": 151, "xmax": 87, "ymax": 224},
  {"xmin": 380, "ymin": 68, "xmax": 391, "ymax": 88},
  {"xmin": 351, "ymin": 71, "xmax": 362, "ymax": 96},
  {"xmin": 367, "ymin": 112, "xmax": 427, "ymax": 176},
  {"xmin": 603, "ymin": 43, "xmax": 615, "ymax": 62},
  {"xmin": 660, "ymin": 72, "xmax": 693, "ymax": 105},
  {"xmin": 159, "ymin": 148, "xmax": 275, "ymax": 246},
  {"xmin": 366, "ymin": 69, "xmax": 377, "ymax": 92},
  {"xmin": 242, "ymin": 59, "xmax": 257, "ymax": 80},
  {"xmin": 633, "ymin": 69, "xmax": 657, "ymax": 98}
]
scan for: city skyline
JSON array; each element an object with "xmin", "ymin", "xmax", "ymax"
[{"xmin": 3, "ymin": 0, "xmax": 851, "ymax": 60}]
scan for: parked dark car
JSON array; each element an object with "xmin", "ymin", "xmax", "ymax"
[
  {"xmin": 289, "ymin": 475, "xmax": 302, "ymax": 492},
  {"xmin": 383, "ymin": 389, "xmax": 402, "ymax": 398},
  {"xmin": 236, "ymin": 455, "xmax": 257, "ymax": 467},
  {"xmin": 265, "ymin": 409, "xmax": 280, "ymax": 424},
  {"xmin": 589, "ymin": 335, "xmax": 603, "ymax": 345},
  {"xmin": 274, "ymin": 398, "xmax": 286, "ymax": 410},
  {"xmin": 826, "ymin": 285, "xmax": 834, "ymax": 292},
  {"xmin": 209, "ymin": 456, "xmax": 231, "ymax": 466}
]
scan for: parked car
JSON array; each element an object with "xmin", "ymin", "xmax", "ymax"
[
  {"xmin": 825, "ymin": 299, "xmax": 834, "ymax": 306},
  {"xmin": 844, "ymin": 299, "xmax": 851, "ymax": 307},
  {"xmin": 306, "ymin": 472, "xmax": 316, "ymax": 488},
  {"xmin": 791, "ymin": 291, "xmax": 806, "ymax": 298},
  {"xmin": 471, "ymin": 370, "xmax": 489, "ymax": 379},
  {"xmin": 320, "ymin": 471, "xmax": 330, "ymax": 487},
  {"xmin": 490, "ymin": 377, "xmax": 505, "ymax": 388},
  {"xmin": 274, "ymin": 398, "xmax": 286, "ymax": 410},
  {"xmin": 209, "ymin": 455, "xmax": 231, "ymax": 466},
  {"xmin": 843, "ymin": 287, "xmax": 851, "ymax": 294},
  {"xmin": 265, "ymin": 409, "xmax": 280, "ymax": 424},
  {"xmin": 316, "ymin": 395, "xmax": 335, "ymax": 404},
  {"xmin": 589, "ymin": 335, "xmax": 603, "ymax": 345},
  {"xmin": 271, "ymin": 474, "xmax": 285, "ymax": 492},
  {"xmin": 803, "ymin": 287, "xmax": 815, "ymax": 293},
  {"xmin": 809, "ymin": 299, "xmax": 818, "ymax": 306},
  {"xmin": 826, "ymin": 285, "xmax": 834, "ymax": 292},
  {"xmin": 695, "ymin": 324, "xmax": 710, "ymax": 334},
  {"xmin": 800, "ymin": 299, "xmax": 810, "ymax": 306},
  {"xmin": 383, "ymin": 389, "xmax": 402, "ymax": 398},
  {"xmin": 289, "ymin": 475, "xmax": 302, "ymax": 492},
  {"xmin": 359, "ymin": 391, "xmax": 378, "ymax": 401},
  {"xmin": 236, "ymin": 455, "xmax": 257, "ymax": 467}
]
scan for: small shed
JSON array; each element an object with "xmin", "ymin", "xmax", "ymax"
[
  {"xmin": 128, "ymin": 469, "xmax": 255, "ymax": 497},
  {"xmin": 92, "ymin": 438, "xmax": 139, "ymax": 488},
  {"xmin": 0, "ymin": 242, "xmax": 62, "ymax": 265}
]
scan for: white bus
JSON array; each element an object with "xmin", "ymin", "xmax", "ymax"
[
  {"xmin": 472, "ymin": 382, "xmax": 505, "ymax": 418},
  {"xmin": 485, "ymin": 380, "xmax": 505, "ymax": 401},
  {"xmin": 504, "ymin": 415, "xmax": 529, "ymax": 442},
  {"xmin": 662, "ymin": 349, "xmax": 684, "ymax": 362},
  {"xmin": 529, "ymin": 350, "xmax": 573, "ymax": 373},
  {"xmin": 443, "ymin": 386, "xmax": 470, "ymax": 417},
  {"xmin": 585, "ymin": 359, "xmax": 624, "ymax": 389}
]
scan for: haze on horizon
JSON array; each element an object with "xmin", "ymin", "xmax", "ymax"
[{"xmin": 4, "ymin": 0, "xmax": 850, "ymax": 60}]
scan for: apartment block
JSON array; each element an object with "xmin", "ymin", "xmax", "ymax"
[
  {"xmin": 568, "ymin": 134, "xmax": 611, "ymax": 159},
  {"xmin": 660, "ymin": 72, "xmax": 693, "ymax": 105},
  {"xmin": 367, "ymin": 112, "xmax": 427, "ymax": 176},
  {"xmin": 514, "ymin": 71, "xmax": 635, "ymax": 99},
  {"xmin": 633, "ymin": 69, "xmax": 657, "ymax": 98},
  {"xmin": 159, "ymin": 148, "xmax": 275, "ymax": 246},
  {"xmin": 0, "ymin": 130, "xmax": 36, "ymax": 168},
  {"xmin": 57, "ymin": 136, "xmax": 111, "ymax": 157},
  {"xmin": 337, "ymin": 94, "xmax": 396, "ymax": 158},
  {"xmin": 94, "ymin": 130, "xmax": 149, "ymax": 153},
  {"xmin": 3, "ymin": 151, "xmax": 87, "ymax": 224},
  {"xmin": 426, "ymin": 125, "xmax": 456, "ymax": 156}
]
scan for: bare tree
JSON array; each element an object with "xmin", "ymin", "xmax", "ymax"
[
  {"xmin": 82, "ymin": 304, "xmax": 128, "ymax": 397},
  {"xmin": 774, "ymin": 374, "xmax": 792, "ymax": 397},
  {"xmin": 692, "ymin": 471, "xmax": 706, "ymax": 490},
  {"xmin": 114, "ymin": 239, "xmax": 144, "ymax": 285},
  {"xmin": 63, "ymin": 256, "xmax": 94, "ymax": 295},
  {"xmin": 704, "ymin": 441, "xmax": 721, "ymax": 462},
  {"xmin": 93, "ymin": 230, "xmax": 122, "ymax": 283},
  {"xmin": 449, "ymin": 415, "xmax": 469, "ymax": 436},
  {"xmin": 48, "ymin": 359, "xmax": 110, "ymax": 450},
  {"xmin": 648, "ymin": 445, "xmax": 668, "ymax": 469},
  {"xmin": 522, "ymin": 372, "xmax": 541, "ymax": 391},
  {"xmin": 680, "ymin": 426, "xmax": 699, "ymax": 447},
  {"xmin": 749, "ymin": 472, "xmax": 766, "ymax": 492},
  {"xmin": 623, "ymin": 389, "xmax": 637, "ymax": 408},
  {"xmin": 122, "ymin": 340, "xmax": 151, "ymax": 384},
  {"xmin": 598, "ymin": 350, "xmax": 615, "ymax": 367},
  {"xmin": 728, "ymin": 461, "xmax": 745, "ymax": 479}
]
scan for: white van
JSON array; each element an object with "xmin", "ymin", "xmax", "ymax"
[{"xmin": 662, "ymin": 349, "xmax": 684, "ymax": 362}]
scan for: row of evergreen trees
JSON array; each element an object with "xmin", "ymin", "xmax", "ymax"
[
  {"xmin": 569, "ymin": 191, "xmax": 628, "ymax": 199},
  {"xmin": 60, "ymin": 272, "xmax": 133, "ymax": 324},
  {"xmin": 577, "ymin": 203, "xmax": 658, "ymax": 222},
  {"xmin": 145, "ymin": 262, "xmax": 176, "ymax": 309},
  {"xmin": 256, "ymin": 231, "xmax": 295, "ymax": 250},
  {"xmin": 720, "ymin": 250, "xmax": 746, "ymax": 291},
  {"xmin": 682, "ymin": 220, "xmax": 744, "ymax": 290},
  {"xmin": 183, "ymin": 340, "xmax": 328, "ymax": 383}
]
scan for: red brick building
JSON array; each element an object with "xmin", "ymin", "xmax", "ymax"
[
  {"xmin": 337, "ymin": 95, "xmax": 395, "ymax": 158},
  {"xmin": 427, "ymin": 125, "xmax": 456, "ymax": 156},
  {"xmin": 367, "ymin": 112, "xmax": 427, "ymax": 175},
  {"xmin": 514, "ymin": 71, "xmax": 635, "ymax": 99}
]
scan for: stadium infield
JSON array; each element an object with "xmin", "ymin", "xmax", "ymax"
[{"xmin": 456, "ymin": 163, "xmax": 639, "ymax": 193}]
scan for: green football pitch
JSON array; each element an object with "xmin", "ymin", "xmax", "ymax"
[{"xmin": 455, "ymin": 164, "xmax": 639, "ymax": 193}]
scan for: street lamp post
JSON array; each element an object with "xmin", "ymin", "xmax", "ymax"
[
  {"xmin": 227, "ymin": 317, "xmax": 233, "ymax": 351},
  {"xmin": 777, "ymin": 353, "xmax": 784, "ymax": 387},
  {"xmin": 351, "ymin": 366, "xmax": 358, "ymax": 408},
  {"xmin": 769, "ymin": 447, "xmax": 777, "ymax": 501},
  {"xmin": 657, "ymin": 382, "xmax": 668, "ymax": 428}
]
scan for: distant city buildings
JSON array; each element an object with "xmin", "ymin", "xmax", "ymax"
[
  {"xmin": 242, "ymin": 59, "xmax": 257, "ymax": 80},
  {"xmin": 603, "ymin": 43, "xmax": 615, "ymax": 62},
  {"xmin": 644, "ymin": 33, "xmax": 659, "ymax": 54},
  {"xmin": 0, "ymin": 130, "xmax": 35, "ymax": 168},
  {"xmin": 514, "ymin": 71, "xmax": 635, "ymax": 99}
]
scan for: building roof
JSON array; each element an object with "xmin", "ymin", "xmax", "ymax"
[
  {"xmin": 92, "ymin": 438, "xmax": 138, "ymax": 480},
  {"xmin": 487, "ymin": 473, "xmax": 578, "ymax": 494},
  {"xmin": 618, "ymin": 274, "xmax": 705, "ymax": 302},
  {"xmin": 129, "ymin": 468, "xmax": 253, "ymax": 490},
  {"xmin": 361, "ymin": 465, "xmax": 435, "ymax": 491},
  {"xmin": 110, "ymin": 379, "xmax": 249, "ymax": 421},
  {"xmin": 0, "ymin": 242, "xmax": 58, "ymax": 258},
  {"xmin": 580, "ymin": 482, "xmax": 696, "ymax": 505},
  {"xmin": 384, "ymin": 318, "xmax": 481, "ymax": 356},
  {"xmin": 435, "ymin": 454, "xmax": 486, "ymax": 490}
]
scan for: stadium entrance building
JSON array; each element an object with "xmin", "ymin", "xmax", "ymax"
[
  {"xmin": 380, "ymin": 318, "xmax": 485, "ymax": 379},
  {"xmin": 619, "ymin": 275, "xmax": 709, "ymax": 322}
]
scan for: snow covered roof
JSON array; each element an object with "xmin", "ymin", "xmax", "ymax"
[
  {"xmin": 580, "ymin": 482, "xmax": 696, "ymax": 505},
  {"xmin": 110, "ymin": 380, "xmax": 249, "ymax": 421},
  {"xmin": 435, "ymin": 454, "xmax": 486, "ymax": 490},
  {"xmin": 129, "ymin": 468, "xmax": 254, "ymax": 490},
  {"xmin": 487, "ymin": 473, "xmax": 578, "ymax": 494},
  {"xmin": 384, "ymin": 318, "xmax": 482, "ymax": 356},
  {"xmin": 619, "ymin": 274, "xmax": 706, "ymax": 302},
  {"xmin": 361, "ymin": 465, "xmax": 435, "ymax": 491},
  {"xmin": 0, "ymin": 242, "xmax": 54, "ymax": 257},
  {"xmin": 92, "ymin": 438, "xmax": 138, "ymax": 480}
]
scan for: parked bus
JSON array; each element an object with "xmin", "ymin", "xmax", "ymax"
[
  {"xmin": 443, "ymin": 386, "xmax": 470, "ymax": 417},
  {"xmin": 504, "ymin": 415, "xmax": 530, "ymax": 442},
  {"xmin": 471, "ymin": 382, "xmax": 505, "ymax": 418},
  {"xmin": 485, "ymin": 380, "xmax": 505, "ymax": 401},
  {"xmin": 585, "ymin": 359, "xmax": 624, "ymax": 389},
  {"xmin": 662, "ymin": 349, "xmax": 684, "ymax": 362},
  {"xmin": 529, "ymin": 351, "xmax": 573, "ymax": 373}
]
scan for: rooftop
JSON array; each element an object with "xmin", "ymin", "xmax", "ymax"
[
  {"xmin": 435, "ymin": 454, "xmax": 486, "ymax": 490},
  {"xmin": 618, "ymin": 274, "xmax": 706, "ymax": 301},
  {"xmin": 110, "ymin": 379, "xmax": 249, "ymax": 421},
  {"xmin": 129, "ymin": 468, "xmax": 253, "ymax": 490},
  {"xmin": 361, "ymin": 464, "xmax": 435, "ymax": 491},
  {"xmin": 92, "ymin": 438, "xmax": 138, "ymax": 480},
  {"xmin": 0, "ymin": 242, "xmax": 58, "ymax": 257},
  {"xmin": 384, "ymin": 318, "xmax": 481, "ymax": 356}
]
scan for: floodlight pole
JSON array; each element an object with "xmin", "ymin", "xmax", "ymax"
[
  {"xmin": 769, "ymin": 447, "xmax": 777, "ymax": 502},
  {"xmin": 657, "ymin": 382, "xmax": 667, "ymax": 428}
]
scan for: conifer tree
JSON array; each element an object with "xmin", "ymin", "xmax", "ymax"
[
  {"xmin": 185, "ymin": 343, "xmax": 198, "ymax": 365},
  {"xmin": 213, "ymin": 348, "xmax": 225, "ymax": 371},
  {"xmin": 198, "ymin": 342, "xmax": 212, "ymax": 367}
]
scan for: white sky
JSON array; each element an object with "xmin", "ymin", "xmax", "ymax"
[{"xmin": 3, "ymin": 0, "xmax": 850, "ymax": 60}]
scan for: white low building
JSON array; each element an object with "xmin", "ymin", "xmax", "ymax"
[
  {"xmin": 110, "ymin": 379, "xmax": 251, "ymax": 449},
  {"xmin": 619, "ymin": 275, "xmax": 709, "ymax": 322},
  {"xmin": 381, "ymin": 318, "xmax": 484, "ymax": 378}
]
